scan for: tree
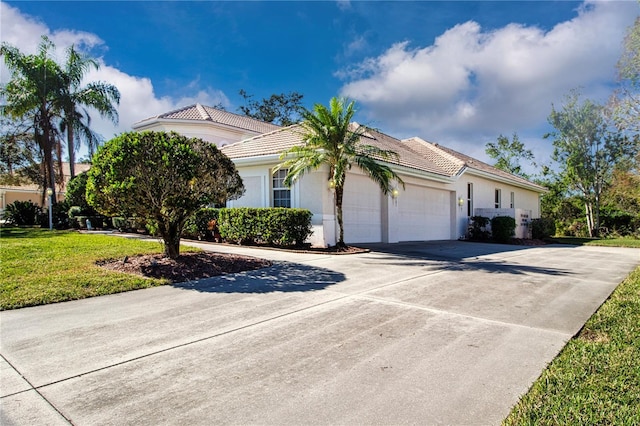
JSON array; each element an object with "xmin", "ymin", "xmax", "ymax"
[
  {"xmin": 58, "ymin": 45, "xmax": 120, "ymax": 178},
  {"xmin": 86, "ymin": 131, "xmax": 244, "ymax": 259},
  {"xmin": 485, "ymin": 133, "xmax": 535, "ymax": 179},
  {"xmin": 1, "ymin": 36, "xmax": 65, "ymax": 203},
  {"xmin": 546, "ymin": 91, "xmax": 638, "ymax": 237},
  {"xmin": 0, "ymin": 116, "xmax": 38, "ymax": 185},
  {"xmin": 611, "ymin": 16, "xmax": 640, "ymax": 133},
  {"xmin": 238, "ymin": 90, "xmax": 303, "ymax": 126},
  {"xmin": 276, "ymin": 97, "xmax": 404, "ymax": 248}
]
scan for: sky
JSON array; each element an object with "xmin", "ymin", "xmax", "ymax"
[{"xmin": 1, "ymin": 0, "xmax": 638, "ymax": 169}]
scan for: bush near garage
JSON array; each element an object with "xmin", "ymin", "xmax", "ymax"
[
  {"xmin": 217, "ymin": 207, "xmax": 313, "ymax": 247},
  {"xmin": 468, "ymin": 216, "xmax": 491, "ymax": 241},
  {"xmin": 532, "ymin": 217, "xmax": 556, "ymax": 239},
  {"xmin": 183, "ymin": 208, "xmax": 220, "ymax": 241},
  {"xmin": 491, "ymin": 215, "xmax": 516, "ymax": 243}
]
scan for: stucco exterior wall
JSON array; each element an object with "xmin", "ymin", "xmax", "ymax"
[{"xmin": 134, "ymin": 121, "xmax": 258, "ymax": 148}]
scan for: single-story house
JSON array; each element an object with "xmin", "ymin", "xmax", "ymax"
[
  {"xmin": 136, "ymin": 104, "xmax": 546, "ymax": 247},
  {"xmin": 0, "ymin": 162, "xmax": 91, "ymax": 216}
]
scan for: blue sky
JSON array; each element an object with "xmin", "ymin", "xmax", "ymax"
[{"xmin": 1, "ymin": 1, "xmax": 638, "ymax": 166}]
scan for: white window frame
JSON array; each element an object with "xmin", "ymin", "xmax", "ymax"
[
  {"xmin": 272, "ymin": 169, "xmax": 291, "ymax": 208},
  {"xmin": 495, "ymin": 189, "xmax": 501, "ymax": 208},
  {"xmin": 467, "ymin": 183, "xmax": 473, "ymax": 216},
  {"xmin": 510, "ymin": 191, "xmax": 515, "ymax": 209}
]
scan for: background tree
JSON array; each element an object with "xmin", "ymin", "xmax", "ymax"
[
  {"xmin": 59, "ymin": 45, "xmax": 120, "ymax": 178},
  {"xmin": 485, "ymin": 133, "xmax": 535, "ymax": 179},
  {"xmin": 238, "ymin": 90, "xmax": 303, "ymax": 126},
  {"xmin": 1, "ymin": 36, "xmax": 64, "ymax": 203},
  {"xmin": 546, "ymin": 91, "xmax": 638, "ymax": 237},
  {"xmin": 276, "ymin": 97, "xmax": 404, "ymax": 248},
  {"xmin": 611, "ymin": 16, "xmax": 640, "ymax": 133},
  {"xmin": 0, "ymin": 116, "xmax": 38, "ymax": 186},
  {"xmin": 86, "ymin": 131, "xmax": 244, "ymax": 259}
]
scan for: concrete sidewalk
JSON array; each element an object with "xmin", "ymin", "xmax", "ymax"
[{"xmin": 1, "ymin": 241, "xmax": 638, "ymax": 425}]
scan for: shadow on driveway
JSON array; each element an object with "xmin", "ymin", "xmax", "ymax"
[
  {"xmin": 362, "ymin": 241, "xmax": 575, "ymax": 277},
  {"xmin": 172, "ymin": 261, "xmax": 346, "ymax": 293}
]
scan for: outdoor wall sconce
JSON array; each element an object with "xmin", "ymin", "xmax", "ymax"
[
  {"xmin": 458, "ymin": 196, "xmax": 465, "ymax": 206},
  {"xmin": 328, "ymin": 180, "xmax": 336, "ymax": 191},
  {"xmin": 391, "ymin": 188, "xmax": 400, "ymax": 199}
]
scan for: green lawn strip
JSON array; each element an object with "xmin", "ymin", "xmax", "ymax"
[
  {"xmin": 503, "ymin": 266, "xmax": 640, "ymax": 425},
  {"xmin": 1, "ymin": 228, "xmax": 199, "ymax": 310},
  {"xmin": 549, "ymin": 236, "xmax": 640, "ymax": 248}
]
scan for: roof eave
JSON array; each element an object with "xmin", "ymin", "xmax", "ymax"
[{"xmin": 463, "ymin": 168, "xmax": 547, "ymax": 193}]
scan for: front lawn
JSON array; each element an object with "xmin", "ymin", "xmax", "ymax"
[
  {"xmin": 0, "ymin": 228, "xmax": 197, "ymax": 310},
  {"xmin": 503, "ymin": 265, "xmax": 640, "ymax": 424},
  {"xmin": 548, "ymin": 236, "xmax": 640, "ymax": 248}
]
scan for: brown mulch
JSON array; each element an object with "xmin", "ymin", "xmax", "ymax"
[{"xmin": 97, "ymin": 252, "xmax": 272, "ymax": 283}]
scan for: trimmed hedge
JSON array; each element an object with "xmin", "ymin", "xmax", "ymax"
[
  {"xmin": 468, "ymin": 216, "xmax": 491, "ymax": 241},
  {"xmin": 217, "ymin": 207, "xmax": 313, "ymax": 247},
  {"xmin": 491, "ymin": 215, "xmax": 516, "ymax": 243},
  {"xmin": 183, "ymin": 208, "xmax": 220, "ymax": 240},
  {"xmin": 532, "ymin": 217, "xmax": 556, "ymax": 239}
]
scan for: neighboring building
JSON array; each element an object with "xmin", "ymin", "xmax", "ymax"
[
  {"xmin": 0, "ymin": 162, "xmax": 91, "ymax": 214},
  {"xmin": 220, "ymin": 125, "xmax": 546, "ymax": 246},
  {"xmin": 132, "ymin": 103, "xmax": 280, "ymax": 147}
]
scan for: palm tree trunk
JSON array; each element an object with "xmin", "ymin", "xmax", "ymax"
[
  {"xmin": 67, "ymin": 123, "xmax": 75, "ymax": 179},
  {"xmin": 335, "ymin": 185, "xmax": 346, "ymax": 247}
]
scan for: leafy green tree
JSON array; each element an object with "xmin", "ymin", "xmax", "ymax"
[
  {"xmin": 485, "ymin": 133, "xmax": 535, "ymax": 179},
  {"xmin": 65, "ymin": 171, "xmax": 98, "ymax": 216},
  {"xmin": 546, "ymin": 91, "xmax": 638, "ymax": 237},
  {"xmin": 611, "ymin": 16, "xmax": 640, "ymax": 133},
  {"xmin": 86, "ymin": 131, "xmax": 244, "ymax": 259},
  {"xmin": 1, "ymin": 36, "xmax": 64, "ymax": 203},
  {"xmin": 0, "ymin": 116, "xmax": 38, "ymax": 185},
  {"xmin": 238, "ymin": 90, "xmax": 303, "ymax": 126},
  {"xmin": 59, "ymin": 45, "xmax": 120, "ymax": 178},
  {"xmin": 276, "ymin": 97, "xmax": 404, "ymax": 248}
]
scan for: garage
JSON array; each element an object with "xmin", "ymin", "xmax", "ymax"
[
  {"xmin": 342, "ymin": 174, "xmax": 383, "ymax": 243},
  {"xmin": 396, "ymin": 184, "xmax": 452, "ymax": 241}
]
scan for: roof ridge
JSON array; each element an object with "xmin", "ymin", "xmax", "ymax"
[{"xmin": 195, "ymin": 103, "xmax": 212, "ymax": 121}]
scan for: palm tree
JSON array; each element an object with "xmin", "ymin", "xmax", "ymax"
[
  {"xmin": 277, "ymin": 97, "xmax": 404, "ymax": 248},
  {"xmin": 59, "ymin": 45, "xmax": 120, "ymax": 178},
  {"xmin": 1, "ymin": 36, "xmax": 64, "ymax": 203}
]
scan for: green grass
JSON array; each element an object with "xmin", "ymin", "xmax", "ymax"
[
  {"xmin": 503, "ymin": 265, "xmax": 640, "ymax": 425},
  {"xmin": 548, "ymin": 236, "xmax": 640, "ymax": 248},
  {"xmin": 0, "ymin": 228, "xmax": 197, "ymax": 310}
]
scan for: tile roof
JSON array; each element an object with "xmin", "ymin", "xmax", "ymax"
[
  {"xmin": 427, "ymin": 142, "xmax": 547, "ymax": 190},
  {"xmin": 134, "ymin": 103, "xmax": 281, "ymax": 135}
]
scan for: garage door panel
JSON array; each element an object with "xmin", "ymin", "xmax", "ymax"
[
  {"xmin": 343, "ymin": 175, "xmax": 382, "ymax": 243},
  {"xmin": 397, "ymin": 185, "xmax": 451, "ymax": 241}
]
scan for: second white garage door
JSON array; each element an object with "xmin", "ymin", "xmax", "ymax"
[
  {"xmin": 342, "ymin": 174, "xmax": 382, "ymax": 243},
  {"xmin": 397, "ymin": 184, "xmax": 452, "ymax": 241}
]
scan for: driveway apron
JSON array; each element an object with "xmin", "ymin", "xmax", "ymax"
[{"xmin": 1, "ymin": 241, "xmax": 638, "ymax": 425}]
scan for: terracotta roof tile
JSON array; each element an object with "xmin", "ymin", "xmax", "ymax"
[{"xmin": 135, "ymin": 103, "xmax": 281, "ymax": 135}]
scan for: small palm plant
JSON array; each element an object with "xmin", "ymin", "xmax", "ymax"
[{"xmin": 276, "ymin": 97, "xmax": 404, "ymax": 248}]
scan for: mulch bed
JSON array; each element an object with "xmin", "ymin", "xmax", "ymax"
[{"xmin": 97, "ymin": 252, "xmax": 272, "ymax": 283}]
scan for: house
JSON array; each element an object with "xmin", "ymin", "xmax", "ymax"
[
  {"xmin": 132, "ymin": 103, "xmax": 280, "ymax": 147},
  {"xmin": 135, "ymin": 104, "xmax": 546, "ymax": 246},
  {"xmin": 0, "ymin": 162, "xmax": 91, "ymax": 215},
  {"xmin": 220, "ymin": 125, "xmax": 545, "ymax": 246}
]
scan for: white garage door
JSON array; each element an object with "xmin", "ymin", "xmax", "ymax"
[
  {"xmin": 342, "ymin": 175, "xmax": 382, "ymax": 243},
  {"xmin": 397, "ymin": 184, "xmax": 452, "ymax": 241}
]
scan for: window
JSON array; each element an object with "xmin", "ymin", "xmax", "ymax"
[
  {"xmin": 510, "ymin": 191, "xmax": 515, "ymax": 209},
  {"xmin": 495, "ymin": 189, "xmax": 501, "ymax": 208},
  {"xmin": 467, "ymin": 183, "xmax": 473, "ymax": 216},
  {"xmin": 272, "ymin": 169, "xmax": 291, "ymax": 208}
]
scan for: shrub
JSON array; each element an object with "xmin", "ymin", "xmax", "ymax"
[
  {"xmin": 218, "ymin": 207, "xmax": 313, "ymax": 247},
  {"xmin": 3, "ymin": 200, "xmax": 44, "ymax": 226},
  {"xmin": 491, "ymin": 216, "xmax": 516, "ymax": 243},
  {"xmin": 183, "ymin": 208, "xmax": 220, "ymax": 240},
  {"xmin": 531, "ymin": 217, "xmax": 556, "ymax": 239},
  {"xmin": 468, "ymin": 216, "xmax": 490, "ymax": 241}
]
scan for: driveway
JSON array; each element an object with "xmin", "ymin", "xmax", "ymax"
[{"xmin": 1, "ymin": 241, "xmax": 638, "ymax": 425}]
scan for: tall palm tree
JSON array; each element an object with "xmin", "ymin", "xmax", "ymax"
[
  {"xmin": 1, "ymin": 36, "xmax": 64, "ymax": 203},
  {"xmin": 277, "ymin": 97, "xmax": 404, "ymax": 248},
  {"xmin": 59, "ymin": 45, "xmax": 120, "ymax": 178}
]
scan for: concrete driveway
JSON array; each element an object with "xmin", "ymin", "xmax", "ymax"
[{"xmin": 1, "ymin": 240, "xmax": 638, "ymax": 425}]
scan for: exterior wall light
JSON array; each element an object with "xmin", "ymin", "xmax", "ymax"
[
  {"xmin": 328, "ymin": 180, "xmax": 336, "ymax": 191},
  {"xmin": 391, "ymin": 188, "xmax": 399, "ymax": 199},
  {"xmin": 458, "ymin": 196, "xmax": 465, "ymax": 207}
]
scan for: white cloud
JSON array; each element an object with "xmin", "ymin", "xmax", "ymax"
[
  {"xmin": 339, "ymin": 1, "xmax": 639, "ymax": 160},
  {"xmin": 0, "ymin": 1, "xmax": 228, "ymax": 156}
]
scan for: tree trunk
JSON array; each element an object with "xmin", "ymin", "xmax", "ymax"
[
  {"xmin": 585, "ymin": 201, "xmax": 595, "ymax": 238},
  {"xmin": 335, "ymin": 185, "xmax": 346, "ymax": 248},
  {"xmin": 67, "ymin": 123, "xmax": 75, "ymax": 179},
  {"xmin": 160, "ymin": 220, "xmax": 182, "ymax": 259}
]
